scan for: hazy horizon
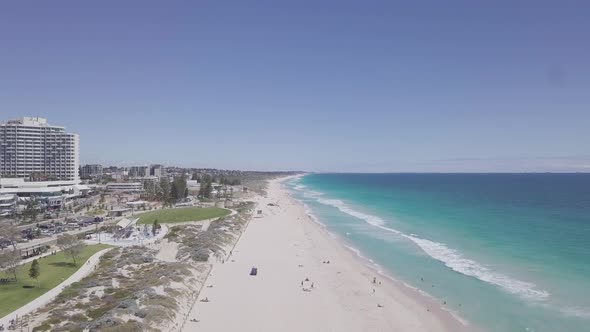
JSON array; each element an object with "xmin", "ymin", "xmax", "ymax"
[{"xmin": 2, "ymin": 1, "xmax": 589, "ymax": 172}]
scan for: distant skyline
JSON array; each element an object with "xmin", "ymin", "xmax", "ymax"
[{"xmin": 1, "ymin": 1, "xmax": 589, "ymax": 172}]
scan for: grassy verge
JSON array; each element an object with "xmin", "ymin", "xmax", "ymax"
[
  {"xmin": 86, "ymin": 208, "xmax": 105, "ymax": 216},
  {"xmin": 0, "ymin": 244, "xmax": 111, "ymax": 317},
  {"xmin": 137, "ymin": 207, "xmax": 230, "ymax": 224}
]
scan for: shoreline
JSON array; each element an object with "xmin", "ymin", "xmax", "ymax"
[
  {"xmin": 183, "ymin": 175, "xmax": 472, "ymax": 331},
  {"xmin": 288, "ymin": 175, "xmax": 472, "ymax": 328},
  {"xmin": 282, "ymin": 176, "xmax": 472, "ymax": 331}
]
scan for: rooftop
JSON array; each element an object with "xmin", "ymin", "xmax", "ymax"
[{"xmin": 1, "ymin": 117, "xmax": 65, "ymax": 129}]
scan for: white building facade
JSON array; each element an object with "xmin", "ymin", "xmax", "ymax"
[
  {"xmin": 0, "ymin": 178, "xmax": 90, "ymax": 207},
  {"xmin": 0, "ymin": 194, "xmax": 17, "ymax": 216},
  {"xmin": 0, "ymin": 117, "xmax": 80, "ymax": 181},
  {"xmin": 106, "ymin": 182, "xmax": 143, "ymax": 192}
]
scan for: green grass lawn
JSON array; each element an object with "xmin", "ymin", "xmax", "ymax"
[
  {"xmin": 87, "ymin": 208, "xmax": 105, "ymax": 216},
  {"xmin": 0, "ymin": 244, "xmax": 111, "ymax": 317},
  {"xmin": 137, "ymin": 207, "xmax": 231, "ymax": 224}
]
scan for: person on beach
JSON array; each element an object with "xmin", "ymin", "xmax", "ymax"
[{"xmin": 373, "ymin": 277, "xmax": 377, "ymax": 284}]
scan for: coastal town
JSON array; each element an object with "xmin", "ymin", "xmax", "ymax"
[
  {"xmin": 0, "ymin": 118, "xmax": 466, "ymax": 332},
  {"xmin": 0, "ymin": 117, "xmax": 303, "ymax": 331},
  {"xmin": 2, "ymin": 2, "xmax": 588, "ymax": 331}
]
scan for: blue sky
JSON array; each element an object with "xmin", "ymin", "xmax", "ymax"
[{"xmin": 1, "ymin": 1, "xmax": 589, "ymax": 172}]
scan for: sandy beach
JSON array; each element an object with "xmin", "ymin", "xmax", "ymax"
[{"xmin": 183, "ymin": 177, "xmax": 471, "ymax": 332}]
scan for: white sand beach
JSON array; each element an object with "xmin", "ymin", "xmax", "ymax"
[{"xmin": 182, "ymin": 177, "xmax": 471, "ymax": 332}]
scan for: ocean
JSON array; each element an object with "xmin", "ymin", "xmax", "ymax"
[{"xmin": 285, "ymin": 173, "xmax": 590, "ymax": 332}]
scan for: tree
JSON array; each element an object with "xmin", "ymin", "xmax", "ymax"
[
  {"xmin": 56, "ymin": 234, "xmax": 84, "ymax": 266},
  {"xmin": 152, "ymin": 219, "xmax": 160, "ymax": 236},
  {"xmin": 0, "ymin": 224, "xmax": 21, "ymax": 250},
  {"xmin": 158, "ymin": 178, "xmax": 171, "ymax": 205},
  {"xmin": 23, "ymin": 198, "xmax": 39, "ymax": 222},
  {"xmin": 143, "ymin": 181, "xmax": 158, "ymax": 201},
  {"xmin": 29, "ymin": 259, "xmax": 40, "ymax": 288},
  {"xmin": 170, "ymin": 176, "xmax": 187, "ymax": 203},
  {"xmin": 0, "ymin": 249, "xmax": 21, "ymax": 281},
  {"xmin": 204, "ymin": 181, "xmax": 213, "ymax": 198},
  {"xmin": 170, "ymin": 182, "xmax": 179, "ymax": 203},
  {"xmin": 191, "ymin": 173, "xmax": 199, "ymax": 181}
]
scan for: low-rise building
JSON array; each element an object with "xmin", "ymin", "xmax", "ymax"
[
  {"xmin": 186, "ymin": 180, "xmax": 201, "ymax": 196},
  {"xmin": 0, "ymin": 193, "xmax": 17, "ymax": 216},
  {"xmin": 126, "ymin": 200, "xmax": 148, "ymax": 210},
  {"xmin": 0, "ymin": 178, "xmax": 90, "ymax": 209},
  {"xmin": 131, "ymin": 176, "xmax": 159, "ymax": 185},
  {"xmin": 106, "ymin": 182, "xmax": 143, "ymax": 192}
]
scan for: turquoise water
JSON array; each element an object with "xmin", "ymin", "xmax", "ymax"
[{"xmin": 286, "ymin": 173, "xmax": 590, "ymax": 332}]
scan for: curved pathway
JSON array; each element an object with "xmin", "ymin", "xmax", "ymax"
[
  {"xmin": 1, "ymin": 208, "xmax": 233, "ymax": 328},
  {"xmin": 0, "ymin": 248, "xmax": 113, "ymax": 328}
]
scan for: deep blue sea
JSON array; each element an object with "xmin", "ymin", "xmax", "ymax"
[{"xmin": 286, "ymin": 173, "xmax": 590, "ymax": 332}]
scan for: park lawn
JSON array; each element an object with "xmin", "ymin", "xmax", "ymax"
[
  {"xmin": 137, "ymin": 207, "xmax": 230, "ymax": 224},
  {"xmin": 0, "ymin": 243, "xmax": 111, "ymax": 317},
  {"xmin": 87, "ymin": 208, "xmax": 105, "ymax": 216}
]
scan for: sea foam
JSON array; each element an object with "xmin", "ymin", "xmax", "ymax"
[
  {"xmin": 293, "ymin": 184, "xmax": 306, "ymax": 191},
  {"xmin": 305, "ymin": 188, "xmax": 550, "ymax": 302}
]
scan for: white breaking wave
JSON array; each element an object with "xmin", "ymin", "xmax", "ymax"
[
  {"xmin": 308, "ymin": 189, "xmax": 550, "ymax": 302},
  {"xmin": 293, "ymin": 184, "xmax": 306, "ymax": 191},
  {"xmin": 316, "ymin": 197, "xmax": 394, "ymax": 231},
  {"xmin": 404, "ymin": 235, "xmax": 549, "ymax": 301},
  {"xmin": 303, "ymin": 190, "xmax": 324, "ymax": 199}
]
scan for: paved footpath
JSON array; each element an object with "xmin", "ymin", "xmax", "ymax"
[{"xmin": 0, "ymin": 248, "xmax": 113, "ymax": 328}]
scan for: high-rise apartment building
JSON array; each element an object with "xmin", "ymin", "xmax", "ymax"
[
  {"xmin": 128, "ymin": 166, "xmax": 149, "ymax": 178},
  {"xmin": 0, "ymin": 117, "xmax": 80, "ymax": 181},
  {"xmin": 80, "ymin": 164, "xmax": 103, "ymax": 179},
  {"xmin": 150, "ymin": 164, "xmax": 165, "ymax": 178}
]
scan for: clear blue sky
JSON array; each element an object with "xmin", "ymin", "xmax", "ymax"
[{"xmin": 1, "ymin": 1, "xmax": 589, "ymax": 172}]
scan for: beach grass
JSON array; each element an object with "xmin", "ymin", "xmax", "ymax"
[
  {"xmin": 0, "ymin": 243, "xmax": 111, "ymax": 317},
  {"xmin": 137, "ymin": 207, "xmax": 230, "ymax": 224}
]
